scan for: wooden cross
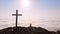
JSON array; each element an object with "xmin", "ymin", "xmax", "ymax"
[{"xmin": 12, "ymin": 10, "xmax": 22, "ymax": 30}]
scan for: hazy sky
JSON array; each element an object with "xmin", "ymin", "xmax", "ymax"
[{"xmin": 0, "ymin": 0, "xmax": 60, "ymax": 31}]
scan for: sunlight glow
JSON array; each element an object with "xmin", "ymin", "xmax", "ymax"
[{"xmin": 21, "ymin": 0, "xmax": 30, "ymax": 8}]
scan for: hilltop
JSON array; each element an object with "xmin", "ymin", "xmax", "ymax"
[{"xmin": 0, "ymin": 24, "xmax": 59, "ymax": 34}]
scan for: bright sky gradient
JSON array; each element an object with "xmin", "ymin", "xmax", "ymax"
[{"xmin": 0, "ymin": 0, "xmax": 60, "ymax": 31}]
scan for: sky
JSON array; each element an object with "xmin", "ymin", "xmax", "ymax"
[{"xmin": 0, "ymin": 0, "xmax": 60, "ymax": 31}]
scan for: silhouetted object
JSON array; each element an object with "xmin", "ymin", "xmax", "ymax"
[
  {"xmin": 12, "ymin": 10, "xmax": 22, "ymax": 31},
  {"xmin": 29, "ymin": 24, "xmax": 32, "ymax": 27}
]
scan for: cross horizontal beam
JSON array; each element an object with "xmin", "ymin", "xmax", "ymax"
[{"xmin": 12, "ymin": 14, "xmax": 22, "ymax": 16}]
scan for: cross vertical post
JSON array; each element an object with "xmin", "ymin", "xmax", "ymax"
[{"xmin": 16, "ymin": 10, "xmax": 18, "ymax": 30}]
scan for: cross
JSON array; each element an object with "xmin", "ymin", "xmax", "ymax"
[{"xmin": 12, "ymin": 10, "xmax": 22, "ymax": 30}]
